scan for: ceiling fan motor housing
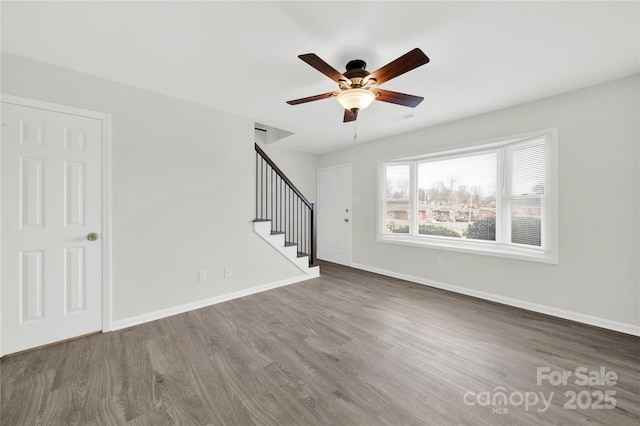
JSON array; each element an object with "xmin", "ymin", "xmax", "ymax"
[
  {"xmin": 346, "ymin": 59, "xmax": 367, "ymax": 72},
  {"xmin": 340, "ymin": 59, "xmax": 373, "ymax": 90}
]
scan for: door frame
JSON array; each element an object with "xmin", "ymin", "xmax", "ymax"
[
  {"xmin": 316, "ymin": 163, "xmax": 352, "ymax": 266},
  {"xmin": 0, "ymin": 94, "xmax": 113, "ymax": 356}
]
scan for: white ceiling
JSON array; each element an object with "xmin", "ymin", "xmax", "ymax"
[{"xmin": 2, "ymin": 1, "xmax": 639, "ymax": 154}]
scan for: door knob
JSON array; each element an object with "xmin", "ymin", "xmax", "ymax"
[
  {"xmin": 344, "ymin": 219, "xmax": 349, "ymax": 222},
  {"xmin": 87, "ymin": 233, "xmax": 98, "ymax": 241}
]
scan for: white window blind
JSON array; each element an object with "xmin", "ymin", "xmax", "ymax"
[{"xmin": 508, "ymin": 140, "xmax": 546, "ymax": 247}]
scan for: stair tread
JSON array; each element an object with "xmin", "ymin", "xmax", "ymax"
[
  {"xmin": 297, "ymin": 252, "xmax": 309, "ymax": 258},
  {"xmin": 253, "ymin": 219, "xmax": 271, "ymax": 223},
  {"xmin": 270, "ymin": 231, "xmax": 285, "ymax": 235}
]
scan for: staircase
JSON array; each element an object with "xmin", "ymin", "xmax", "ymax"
[
  {"xmin": 254, "ymin": 144, "xmax": 319, "ymax": 277},
  {"xmin": 253, "ymin": 220, "xmax": 319, "ymax": 276}
]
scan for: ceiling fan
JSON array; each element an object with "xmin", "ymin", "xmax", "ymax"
[{"xmin": 286, "ymin": 48, "xmax": 430, "ymax": 122}]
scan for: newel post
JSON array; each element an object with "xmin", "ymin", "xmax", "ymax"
[{"xmin": 311, "ymin": 203, "xmax": 318, "ymax": 266}]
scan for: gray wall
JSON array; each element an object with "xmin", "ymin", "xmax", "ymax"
[
  {"xmin": 318, "ymin": 74, "xmax": 640, "ymax": 330},
  {"xmin": 1, "ymin": 52, "xmax": 303, "ymax": 323}
]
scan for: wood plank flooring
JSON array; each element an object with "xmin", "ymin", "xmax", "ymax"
[{"xmin": 2, "ymin": 261, "xmax": 639, "ymax": 425}]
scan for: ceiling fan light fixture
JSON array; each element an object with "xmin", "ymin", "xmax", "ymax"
[{"xmin": 337, "ymin": 88, "xmax": 376, "ymax": 112}]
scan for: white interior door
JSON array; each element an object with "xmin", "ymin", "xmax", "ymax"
[
  {"xmin": 317, "ymin": 164, "xmax": 352, "ymax": 265},
  {"xmin": 1, "ymin": 101, "xmax": 103, "ymax": 356}
]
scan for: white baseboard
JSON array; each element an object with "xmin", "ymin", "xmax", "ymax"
[
  {"xmin": 350, "ymin": 262, "xmax": 640, "ymax": 337},
  {"xmin": 110, "ymin": 275, "xmax": 315, "ymax": 331}
]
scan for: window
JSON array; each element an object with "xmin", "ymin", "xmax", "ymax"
[
  {"xmin": 379, "ymin": 130, "xmax": 557, "ymax": 263},
  {"xmin": 383, "ymin": 164, "xmax": 411, "ymax": 233}
]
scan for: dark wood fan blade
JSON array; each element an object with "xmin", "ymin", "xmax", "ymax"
[
  {"xmin": 298, "ymin": 53, "xmax": 349, "ymax": 84},
  {"xmin": 373, "ymin": 89, "xmax": 424, "ymax": 108},
  {"xmin": 343, "ymin": 109, "xmax": 358, "ymax": 122},
  {"xmin": 368, "ymin": 48, "xmax": 429, "ymax": 85},
  {"xmin": 286, "ymin": 92, "xmax": 337, "ymax": 105}
]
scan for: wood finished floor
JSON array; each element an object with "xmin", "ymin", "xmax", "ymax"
[{"xmin": 1, "ymin": 261, "xmax": 639, "ymax": 425}]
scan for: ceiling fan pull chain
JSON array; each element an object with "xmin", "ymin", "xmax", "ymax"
[{"xmin": 354, "ymin": 120, "xmax": 358, "ymax": 142}]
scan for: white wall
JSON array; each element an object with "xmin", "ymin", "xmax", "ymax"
[
  {"xmin": 1, "ymin": 52, "xmax": 304, "ymax": 323},
  {"xmin": 318, "ymin": 74, "xmax": 640, "ymax": 332}
]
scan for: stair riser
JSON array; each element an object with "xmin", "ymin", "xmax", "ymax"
[{"xmin": 253, "ymin": 221, "xmax": 319, "ymax": 276}]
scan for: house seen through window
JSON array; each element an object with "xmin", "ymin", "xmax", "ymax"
[{"xmin": 379, "ymin": 130, "xmax": 557, "ymax": 263}]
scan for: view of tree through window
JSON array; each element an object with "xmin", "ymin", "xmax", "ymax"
[
  {"xmin": 384, "ymin": 165, "xmax": 410, "ymax": 233},
  {"xmin": 417, "ymin": 154, "xmax": 497, "ymax": 240},
  {"xmin": 380, "ymin": 133, "xmax": 553, "ymax": 261}
]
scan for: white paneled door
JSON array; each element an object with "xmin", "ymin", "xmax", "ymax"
[
  {"xmin": 1, "ymin": 101, "xmax": 103, "ymax": 355},
  {"xmin": 317, "ymin": 164, "xmax": 352, "ymax": 266}
]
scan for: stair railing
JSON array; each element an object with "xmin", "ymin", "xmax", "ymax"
[{"xmin": 255, "ymin": 144, "xmax": 317, "ymax": 266}]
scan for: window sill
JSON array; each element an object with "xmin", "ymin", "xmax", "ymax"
[{"xmin": 377, "ymin": 234, "xmax": 558, "ymax": 264}]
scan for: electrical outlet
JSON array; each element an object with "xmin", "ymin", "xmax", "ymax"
[
  {"xmin": 198, "ymin": 270, "xmax": 207, "ymax": 281},
  {"xmin": 224, "ymin": 266, "xmax": 232, "ymax": 278}
]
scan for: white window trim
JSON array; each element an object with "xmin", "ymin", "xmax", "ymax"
[{"xmin": 377, "ymin": 128, "xmax": 558, "ymax": 264}]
